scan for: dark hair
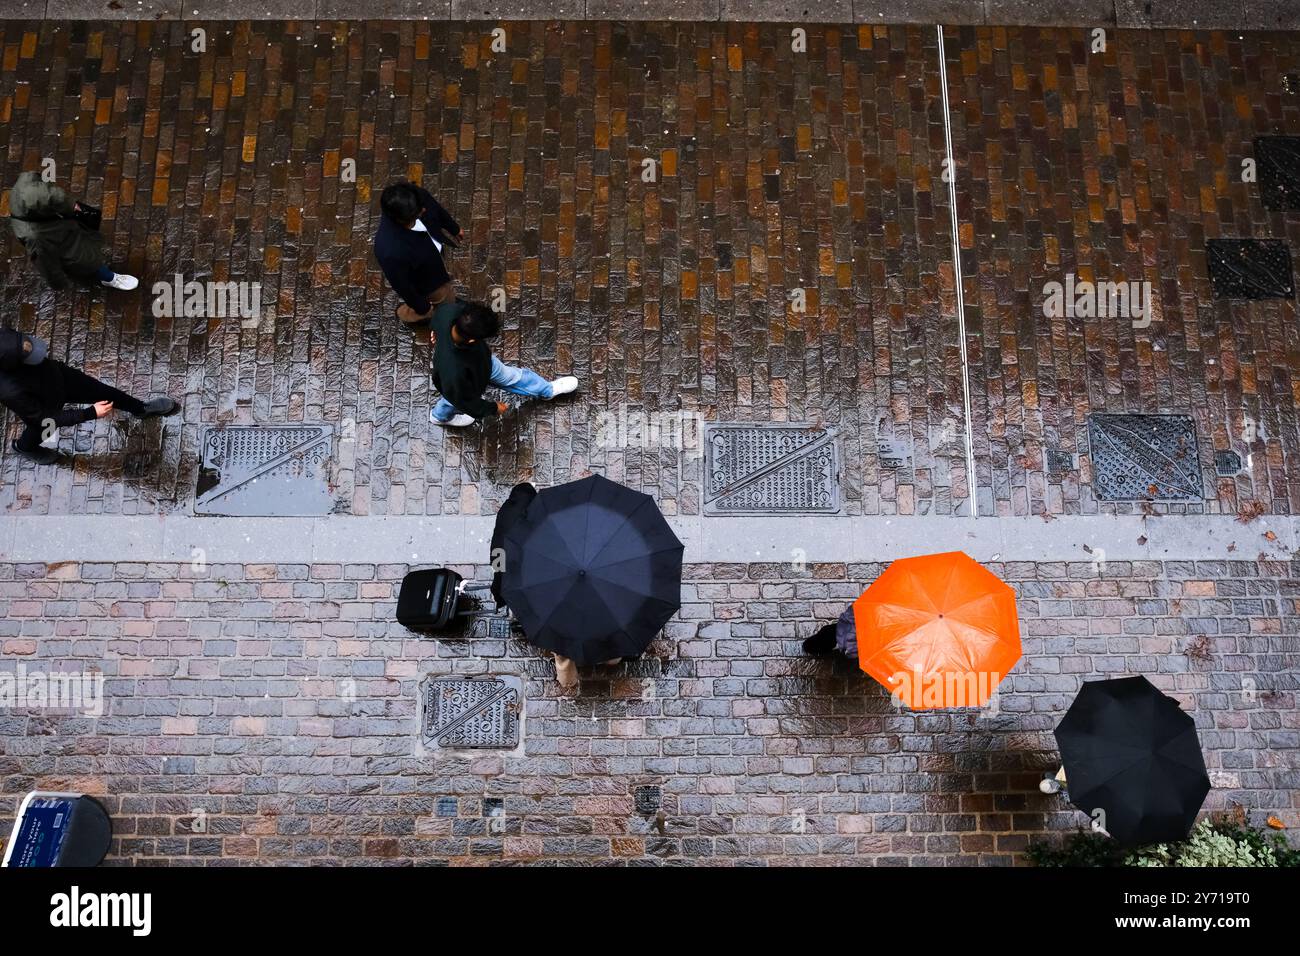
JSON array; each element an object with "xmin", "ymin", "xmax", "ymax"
[
  {"xmin": 454, "ymin": 303, "xmax": 500, "ymax": 341},
  {"xmin": 380, "ymin": 182, "xmax": 422, "ymax": 225}
]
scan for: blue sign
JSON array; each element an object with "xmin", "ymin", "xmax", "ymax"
[{"xmin": 4, "ymin": 794, "xmax": 76, "ymax": 867}]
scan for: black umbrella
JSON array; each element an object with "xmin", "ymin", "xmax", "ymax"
[
  {"xmin": 501, "ymin": 474, "xmax": 684, "ymax": 665},
  {"xmin": 1055, "ymin": 675, "xmax": 1210, "ymax": 847}
]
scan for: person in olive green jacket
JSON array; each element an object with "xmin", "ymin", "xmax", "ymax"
[{"xmin": 7, "ymin": 171, "xmax": 138, "ymax": 291}]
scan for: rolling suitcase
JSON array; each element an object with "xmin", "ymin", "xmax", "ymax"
[{"xmin": 396, "ymin": 568, "xmax": 493, "ymax": 632}]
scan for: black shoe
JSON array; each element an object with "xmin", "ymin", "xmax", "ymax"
[
  {"xmin": 11, "ymin": 440, "xmax": 58, "ymax": 465},
  {"xmin": 802, "ymin": 624, "xmax": 838, "ymax": 656},
  {"xmin": 139, "ymin": 397, "xmax": 181, "ymax": 418}
]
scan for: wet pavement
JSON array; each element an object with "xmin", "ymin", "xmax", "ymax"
[{"xmin": 0, "ymin": 21, "xmax": 1296, "ymax": 519}]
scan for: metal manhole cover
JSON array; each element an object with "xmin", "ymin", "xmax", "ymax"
[
  {"xmin": 1206, "ymin": 239, "xmax": 1295, "ymax": 299},
  {"xmin": 1087, "ymin": 414, "xmax": 1202, "ymax": 501},
  {"xmin": 703, "ymin": 423, "xmax": 839, "ymax": 515},
  {"xmin": 195, "ymin": 425, "xmax": 334, "ymax": 516},
  {"xmin": 420, "ymin": 675, "xmax": 521, "ymax": 750},
  {"xmin": 1255, "ymin": 136, "xmax": 1300, "ymax": 211}
]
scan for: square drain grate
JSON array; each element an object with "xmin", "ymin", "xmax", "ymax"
[
  {"xmin": 1087, "ymin": 414, "xmax": 1203, "ymax": 502},
  {"xmin": 634, "ymin": 785, "xmax": 662, "ymax": 814},
  {"xmin": 420, "ymin": 675, "xmax": 521, "ymax": 750},
  {"xmin": 1206, "ymin": 239, "xmax": 1295, "ymax": 300},
  {"xmin": 703, "ymin": 423, "xmax": 839, "ymax": 515},
  {"xmin": 1045, "ymin": 448, "xmax": 1075, "ymax": 475},
  {"xmin": 1214, "ymin": 450, "xmax": 1244, "ymax": 476},
  {"xmin": 467, "ymin": 616, "xmax": 515, "ymax": 640},
  {"xmin": 195, "ymin": 425, "xmax": 334, "ymax": 516},
  {"xmin": 1255, "ymin": 136, "xmax": 1300, "ymax": 211}
]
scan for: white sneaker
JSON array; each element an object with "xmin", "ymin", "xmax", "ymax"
[
  {"xmin": 432, "ymin": 410, "xmax": 475, "ymax": 427},
  {"xmin": 548, "ymin": 376, "xmax": 579, "ymax": 398},
  {"xmin": 100, "ymin": 272, "xmax": 139, "ymax": 291}
]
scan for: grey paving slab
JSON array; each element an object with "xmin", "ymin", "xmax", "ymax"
[
  {"xmin": 718, "ymin": 0, "xmax": 851, "ymax": 22},
  {"xmin": 7, "ymin": 516, "xmax": 164, "ymax": 562},
  {"xmin": 189, "ymin": 0, "xmax": 319, "ymax": 17},
  {"xmin": 587, "ymin": 0, "xmax": 721, "ymax": 18},
  {"xmin": 316, "ymin": 0, "xmax": 450, "ymax": 17},
  {"xmin": 160, "ymin": 518, "xmax": 327, "ymax": 564},
  {"xmin": 1113, "ymin": 0, "xmax": 1242, "ymax": 28},
  {"xmin": 45, "ymin": 0, "xmax": 181, "ymax": 18},
  {"xmin": 984, "ymin": 0, "xmax": 1113, "ymax": 26},
  {"xmin": 1141, "ymin": 514, "xmax": 1298, "ymax": 563},
  {"xmin": 310, "ymin": 515, "xmax": 493, "ymax": 564},
  {"xmin": 0, "ymin": 0, "xmax": 47, "ymax": 17},
  {"xmin": 8, "ymin": 513, "xmax": 1290, "ymax": 564},
  {"xmin": 852, "ymin": 0, "xmax": 986, "ymax": 24},
  {"xmin": 448, "ymin": 0, "xmax": 585, "ymax": 18},
  {"xmin": 1251, "ymin": 0, "xmax": 1300, "ymax": 30},
  {"xmin": 0, "ymin": 516, "xmax": 13, "ymax": 563}
]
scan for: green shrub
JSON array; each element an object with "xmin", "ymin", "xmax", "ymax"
[{"xmin": 1026, "ymin": 819, "xmax": 1298, "ymax": 867}]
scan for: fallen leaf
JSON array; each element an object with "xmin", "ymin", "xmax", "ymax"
[{"xmin": 1267, "ymin": 816, "xmax": 1286, "ymax": 830}]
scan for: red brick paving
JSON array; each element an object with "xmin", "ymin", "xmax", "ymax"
[{"xmin": 3, "ymin": 23, "xmax": 1297, "ymax": 517}]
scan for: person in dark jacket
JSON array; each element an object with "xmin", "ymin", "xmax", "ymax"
[
  {"xmin": 429, "ymin": 300, "xmax": 577, "ymax": 427},
  {"xmin": 802, "ymin": 603, "xmax": 858, "ymax": 658},
  {"xmin": 0, "ymin": 329, "xmax": 179, "ymax": 465},
  {"xmin": 374, "ymin": 181, "xmax": 462, "ymax": 329},
  {"xmin": 489, "ymin": 481, "xmax": 538, "ymax": 609},
  {"xmin": 7, "ymin": 172, "xmax": 139, "ymax": 291}
]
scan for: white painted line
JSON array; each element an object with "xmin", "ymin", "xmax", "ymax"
[{"xmin": 936, "ymin": 23, "xmax": 980, "ymax": 520}]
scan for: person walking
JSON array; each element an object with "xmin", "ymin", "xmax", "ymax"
[
  {"xmin": 0, "ymin": 329, "xmax": 179, "ymax": 465},
  {"xmin": 7, "ymin": 171, "xmax": 138, "ymax": 291},
  {"xmin": 802, "ymin": 603, "xmax": 857, "ymax": 658},
  {"xmin": 429, "ymin": 300, "xmax": 577, "ymax": 428},
  {"xmin": 374, "ymin": 180, "xmax": 462, "ymax": 329},
  {"xmin": 490, "ymin": 481, "xmax": 538, "ymax": 609}
]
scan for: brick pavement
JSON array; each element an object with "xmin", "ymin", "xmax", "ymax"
[
  {"xmin": 1, "ymin": 22, "xmax": 1297, "ymax": 519},
  {"xmin": 0, "ymin": 558, "xmax": 1295, "ymax": 865},
  {"xmin": 1, "ymin": 19, "xmax": 1299, "ymax": 866}
]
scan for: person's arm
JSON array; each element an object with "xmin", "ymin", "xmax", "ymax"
[
  {"xmin": 454, "ymin": 382, "xmax": 499, "ymax": 421},
  {"xmin": 417, "ymin": 186, "xmax": 461, "ymax": 240}
]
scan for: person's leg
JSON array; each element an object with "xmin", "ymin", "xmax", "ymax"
[
  {"xmin": 489, "ymin": 356, "xmax": 554, "ymax": 399},
  {"xmin": 554, "ymin": 654, "xmax": 579, "ymax": 692},
  {"xmin": 94, "ymin": 265, "xmax": 115, "ymax": 282},
  {"xmin": 14, "ymin": 423, "xmax": 45, "ymax": 452},
  {"xmin": 58, "ymin": 365, "xmax": 146, "ymax": 416},
  {"xmin": 429, "ymin": 396, "xmax": 458, "ymax": 423},
  {"xmin": 428, "ymin": 281, "xmax": 455, "ymax": 307}
]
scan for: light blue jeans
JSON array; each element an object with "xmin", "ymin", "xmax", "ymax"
[{"xmin": 431, "ymin": 356, "xmax": 553, "ymax": 422}]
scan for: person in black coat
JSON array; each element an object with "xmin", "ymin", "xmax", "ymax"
[
  {"xmin": 373, "ymin": 181, "xmax": 462, "ymax": 329},
  {"xmin": 490, "ymin": 481, "xmax": 538, "ymax": 609},
  {"xmin": 0, "ymin": 329, "xmax": 179, "ymax": 465}
]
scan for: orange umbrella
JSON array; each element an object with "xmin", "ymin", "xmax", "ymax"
[{"xmin": 853, "ymin": 551, "xmax": 1020, "ymax": 709}]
